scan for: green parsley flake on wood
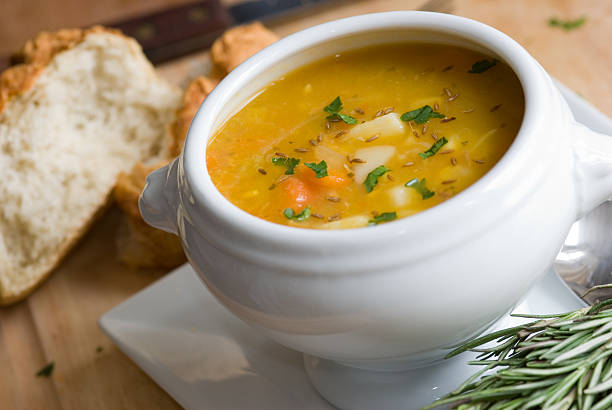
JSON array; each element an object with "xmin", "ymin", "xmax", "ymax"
[
  {"xmin": 549, "ymin": 16, "xmax": 587, "ymax": 31},
  {"xmin": 401, "ymin": 105, "xmax": 445, "ymax": 124},
  {"xmin": 419, "ymin": 137, "xmax": 448, "ymax": 159},
  {"xmin": 364, "ymin": 166, "xmax": 391, "ymax": 193},
  {"xmin": 323, "ymin": 96, "xmax": 358, "ymax": 124},
  {"xmin": 36, "ymin": 361, "xmax": 55, "ymax": 378}
]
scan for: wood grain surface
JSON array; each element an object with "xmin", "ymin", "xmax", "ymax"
[{"xmin": 0, "ymin": 1, "xmax": 610, "ymax": 409}]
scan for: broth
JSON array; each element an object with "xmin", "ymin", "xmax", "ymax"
[{"xmin": 207, "ymin": 43, "xmax": 524, "ymax": 229}]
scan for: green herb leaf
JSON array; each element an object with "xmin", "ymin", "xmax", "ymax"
[
  {"xmin": 96, "ymin": 346, "xmax": 104, "ymax": 353},
  {"xmin": 548, "ymin": 16, "xmax": 586, "ymax": 31},
  {"xmin": 468, "ymin": 59, "xmax": 498, "ymax": 74},
  {"xmin": 323, "ymin": 96, "xmax": 357, "ymax": 124},
  {"xmin": 419, "ymin": 137, "xmax": 448, "ymax": 159},
  {"xmin": 36, "ymin": 362, "xmax": 55, "ymax": 378},
  {"xmin": 335, "ymin": 113, "xmax": 358, "ymax": 124},
  {"xmin": 369, "ymin": 212, "xmax": 397, "ymax": 225},
  {"xmin": 405, "ymin": 178, "xmax": 435, "ymax": 199},
  {"xmin": 272, "ymin": 157, "xmax": 300, "ymax": 175},
  {"xmin": 400, "ymin": 105, "xmax": 445, "ymax": 124},
  {"xmin": 324, "ymin": 96, "xmax": 343, "ymax": 115},
  {"xmin": 283, "ymin": 207, "xmax": 311, "ymax": 221},
  {"xmin": 364, "ymin": 165, "xmax": 390, "ymax": 193},
  {"xmin": 304, "ymin": 160, "xmax": 328, "ymax": 178}
]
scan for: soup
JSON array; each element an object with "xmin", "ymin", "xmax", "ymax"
[{"xmin": 207, "ymin": 44, "xmax": 524, "ymax": 229}]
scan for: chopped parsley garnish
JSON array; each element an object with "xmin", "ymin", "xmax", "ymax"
[
  {"xmin": 283, "ymin": 207, "xmax": 311, "ymax": 221},
  {"xmin": 324, "ymin": 96, "xmax": 342, "ymax": 113},
  {"xmin": 400, "ymin": 105, "xmax": 445, "ymax": 124},
  {"xmin": 336, "ymin": 113, "xmax": 358, "ymax": 124},
  {"xmin": 405, "ymin": 178, "xmax": 435, "ymax": 199},
  {"xmin": 324, "ymin": 96, "xmax": 357, "ymax": 124},
  {"xmin": 369, "ymin": 212, "xmax": 397, "ymax": 225},
  {"xmin": 548, "ymin": 17, "xmax": 586, "ymax": 31},
  {"xmin": 468, "ymin": 59, "xmax": 498, "ymax": 74},
  {"xmin": 96, "ymin": 346, "xmax": 104, "ymax": 353},
  {"xmin": 419, "ymin": 137, "xmax": 448, "ymax": 159},
  {"xmin": 272, "ymin": 157, "xmax": 300, "ymax": 175},
  {"xmin": 304, "ymin": 160, "xmax": 328, "ymax": 178},
  {"xmin": 364, "ymin": 165, "xmax": 390, "ymax": 193},
  {"xmin": 36, "ymin": 361, "xmax": 55, "ymax": 378}
]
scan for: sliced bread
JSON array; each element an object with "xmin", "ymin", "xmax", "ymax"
[
  {"xmin": 0, "ymin": 27, "xmax": 181, "ymax": 304},
  {"xmin": 113, "ymin": 22, "xmax": 279, "ymax": 269}
]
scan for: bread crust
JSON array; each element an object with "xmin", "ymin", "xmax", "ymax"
[
  {"xmin": 114, "ymin": 162, "xmax": 187, "ymax": 269},
  {"xmin": 0, "ymin": 194, "xmax": 114, "ymax": 305},
  {"xmin": 1, "ymin": 22, "xmax": 280, "ymax": 302},
  {"xmin": 112, "ymin": 74, "xmax": 218, "ymax": 269},
  {"xmin": 112, "ymin": 75, "xmax": 216, "ymax": 270},
  {"xmin": 114, "ymin": 22, "xmax": 280, "ymax": 270},
  {"xmin": 0, "ymin": 26, "xmax": 142, "ymax": 305},
  {"xmin": 211, "ymin": 21, "xmax": 279, "ymax": 74},
  {"xmin": 0, "ymin": 64, "xmax": 44, "ymax": 114},
  {"xmin": 169, "ymin": 76, "xmax": 219, "ymax": 157},
  {"xmin": 0, "ymin": 26, "xmax": 123, "ymax": 113}
]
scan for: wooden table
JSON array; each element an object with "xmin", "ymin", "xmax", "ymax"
[{"xmin": 1, "ymin": 1, "xmax": 610, "ymax": 409}]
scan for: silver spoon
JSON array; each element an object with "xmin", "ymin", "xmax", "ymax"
[
  {"xmin": 552, "ymin": 81, "xmax": 612, "ymax": 305},
  {"xmin": 555, "ymin": 201, "xmax": 612, "ymax": 305}
]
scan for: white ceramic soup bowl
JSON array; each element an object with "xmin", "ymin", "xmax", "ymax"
[{"xmin": 140, "ymin": 11, "xmax": 612, "ymax": 370}]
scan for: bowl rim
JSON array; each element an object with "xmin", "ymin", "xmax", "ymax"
[{"xmin": 183, "ymin": 11, "xmax": 548, "ymax": 246}]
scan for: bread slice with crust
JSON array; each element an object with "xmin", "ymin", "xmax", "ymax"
[
  {"xmin": 113, "ymin": 76, "xmax": 217, "ymax": 269},
  {"xmin": 0, "ymin": 27, "xmax": 181, "ymax": 304},
  {"xmin": 113, "ymin": 22, "xmax": 279, "ymax": 269}
]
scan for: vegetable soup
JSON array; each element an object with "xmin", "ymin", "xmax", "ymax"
[{"xmin": 207, "ymin": 43, "xmax": 524, "ymax": 229}]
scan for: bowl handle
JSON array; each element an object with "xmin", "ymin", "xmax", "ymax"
[
  {"xmin": 138, "ymin": 158, "xmax": 180, "ymax": 235},
  {"xmin": 573, "ymin": 122, "xmax": 612, "ymax": 218}
]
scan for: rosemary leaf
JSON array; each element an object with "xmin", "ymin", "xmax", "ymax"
[
  {"xmin": 543, "ymin": 368, "xmax": 585, "ymax": 407},
  {"xmin": 546, "ymin": 389, "xmax": 577, "ymax": 410},
  {"xmin": 425, "ymin": 299, "xmax": 612, "ymax": 410},
  {"xmin": 584, "ymin": 358, "xmax": 606, "ymax": 410},
  {"xmin": 593, "ymin": 320, "xmax": 612, "ymax": 337},
  {"xmin": 551, "ymin": 333, "xmax": 612, "ymax": 365},
  {"xmin": 585, "ymin": 377, "xmax": 612, "ymax": 395},
  {"xmin": 570, "ymin": 317, "xmax": 612, "ymax": 332},
  {"xmin": 445, "ymin": 323, "xmax": 537, "ymax": 359},
  {"xmin": 542, "ymin": 330, "xmax": 591, "ymax": 359},
  {"xmin": 591, "ymin": 390, "xmax": 612, "ymax": 410}
]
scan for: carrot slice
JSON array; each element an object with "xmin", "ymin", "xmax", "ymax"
[
  {"xmin": 295, "ymin": 164, "xmax": 350, "ymax": 188},
  {"xmin": 278, "ymin": 176, "xmax": 314, "ymax": 209}
]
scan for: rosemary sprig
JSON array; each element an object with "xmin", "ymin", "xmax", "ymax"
[{"xmin": 423, "ymin": 301, "xmax": 612, "ymax": 410}]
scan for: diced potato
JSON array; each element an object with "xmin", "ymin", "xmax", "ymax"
[
  {"xmin": 352, "ymin": 145, "xmax": 396, "ymax": 183},
  {"xmin": 387, "ymin": 185, "xmax": 419, "ymax": 207},
  {"xmin": 346, "ymin": 113, "xmax": 405, "ymax": 141},
  {"xmin": 443, "ymin": 135, "xmax": 461, "ymax": 152},
  {"xmin": 438, "ymin": 165, "xmax": 476, "ymax": 183},
  {"xmin": 320, "ymin": 215, "xmax": 369, "ymax": 229},
  {"xmin": 315, "ymin": 145, "xmax": 346, "ymax": 171}
]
